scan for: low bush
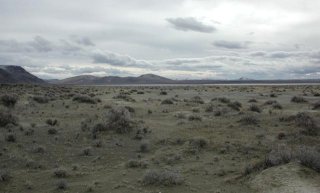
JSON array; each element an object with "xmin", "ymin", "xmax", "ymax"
[
  {"xmin": 161, "ymin": 99, "xmax": 174, "ymax": 105},
  {"xmin": 33, "ymin": 96, "xmax": 49, "ymax": 104},
  {"xmin": 142, "ymin": 169, "xmax": 183, "ymax": 186},
  {"xmin": 249, "ymin": 104, "xmax": 261, "ymax": 113},
  {"xmin": 1, "ymin": 95, "xmax": 17, "ymax": 108},
  {"xmin": 105, "ymin": 107, "xmax": 134, "ymax": 134},
  {"xmin": 188, "ymin": 115, "xmax": 202, "ymax": 121},
  {"xmin": 53, "ymin": 168, "xmax": 68, "ymax": 178},
  {"xmin": 239, "ymin": 114, "xmax": 259, "ymax": 125},
  {"xmin": 0, "ymin": 170, "xmax": 10, "ymax": 182},
  {"xmin": 5, "ymin": 133, "xmax": 16, "ymax": 142},
  {"xmin": 312, "ymin": 101, "xmax": 320, "ymax": 110},
  {"xmin": 56, "ymin": 179, "xmax": 68, "ymax": 190},
  {"xmin": 296, "ymin": 146, "xmax": 320, "ymax": 172},
  {"xmin": 190, "ymin": 96, "xmax": 204, "ymax": 104},
  {"xmin": 295, "ymin": 112, "xmax": 318, "ymax": 135},
  {"xmin": 73, "ymin": 95, "xmax": 97, "ymax": 104},
  {"xmin": 0, "ymin": 112, "xmax": 17, "ymax": 127},
  {"xmin": 291, "ymin": 96, "xmax": 307, "ymax": 103},
  {"xmin": 46, "ymin": 119, "xmax": 58, "ymax": 126},
  {"xmin": 217, "ymin": 97, "xmax": 230, "ymax": 104},
  {"xmin": 113, "ymin": 93, "xmax": 135, "ymax": 102}
]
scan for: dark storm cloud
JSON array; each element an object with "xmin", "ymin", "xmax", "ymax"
[
  {"xmin": 166, "ymin": 17, "xmax": 216, "ymax": 33},
  {"xmin": 213, "ymin": 40, "xmax": 250, "ymax": 49},
  {"xmin": 92, "ymin": 52, "xmax": 151, "ymax": 67}
]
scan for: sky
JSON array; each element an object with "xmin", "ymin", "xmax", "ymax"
[{"xmin": 0, "ymin": 0, "xmax": 320, "ymax": 80}]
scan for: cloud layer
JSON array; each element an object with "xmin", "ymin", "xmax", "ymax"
[
  {"xmin": 0, "ymin": 0, "xmax": 319, "ymax": 80},
  {"xmin": 166, "ymin": 17, "xmax": 216, "ymax": 33}
]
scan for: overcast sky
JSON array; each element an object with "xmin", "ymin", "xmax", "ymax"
[{"xmin": 0, "ymin": 0, "xmax": 320, "ymax": 79}]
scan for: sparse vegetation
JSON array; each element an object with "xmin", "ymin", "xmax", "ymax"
[
  {"xmin": 142, "ymin": 169, "xmax": 183, "ymax": 186},
  {"xmin": 161, "ymin": 98, "xmax": 174, "ymax": 105},
  {"xmin": 1, "ymin": 84, "xmax": 320, "ymax": 193},
  {"xmin": 33, "ymin": 96, "xmax": 49, "ymax": 104},
  {"xmin": 105, "ymin": 106, "xmax": 134, "ymax": 134},
  {"xmin": 1, "ymin": 95, "xmax": 17, "ymax": 108},
  {"xmin": 291, "ymin": 96, "xmax": 307, "ymax": 103},
  {"xmin": 249, "ymin": 104, "xmax": 261, "ymax": 113},
  {"xmin": 73, "ymin": 95, "xmax": 98, "ymax": 104},
  {"xmin": 0, "ymin": 112, "xmax": 17, "ymax": 127},
  {"xmin": 239, "ymin": 114, "xmax": 259, "ymax": 125}
]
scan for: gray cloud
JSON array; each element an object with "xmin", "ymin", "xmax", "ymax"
[
  {"xmin": 70, "ymin": 36, "xmax": 95, "ymax": 46},
  {"xmin": 92, "ymin": 51, "xmax": 151, "ymax": 68},
  {"xmin": 269, "ymin": 51, "xmax": 293, "ymax": 58},
  {"xmin": 213, "ymin": 40, "xmax": 251, "ymax": 49},
  {"xmin": 250, "ymin": 51, "xmax": 267, "ymax": 57},
  {"xmin": 166, "ymin": 17, "xmax": 216, "ymax": 33},
  {"xmin": 28, "ymin": 36, "xmax": 53, "ymax": 52}
]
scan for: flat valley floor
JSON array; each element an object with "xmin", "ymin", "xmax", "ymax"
[{"xmin": 0, "ymin": 84, "xmax": 320, "ymax": 193}]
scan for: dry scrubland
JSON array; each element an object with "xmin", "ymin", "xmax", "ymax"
[{"xmin": 0, "ymin": 84, "xmax": 320, "ymax": 193}]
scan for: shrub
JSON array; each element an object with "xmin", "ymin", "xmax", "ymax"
[
  {"xmin": 296, "ymin": 146, "xmax": 320, "ymax": 172},
  {"xmin": 1, "ymin": 95, "xmax": 17, "ymax": 108},
  {"xmin": 244, "ymin": 160, "xmax": 265, "ymax": 175},
  {"xmin": 218, "ymin": 97, "xmax": 230, "ymax": 104},
  {"xmin": 124, "ymin": 106, "xmax": 135, "ymax": 113},
  {"xmin": 228, "ymin": 101, "xmax": 242, "ymax": 111},
  {"xmin": 0, "ymin": 112, "xmax": 17, "ymax": 127},
  {"xmin": 139, "ymin": 141, "xmax": 150, "ymax": 153},
  {"xmin": 161, "ymin": 99, "xmax": 174, "ymax": 105},
  {"xmin": 160, "ymin": 91, "xmax": 167, "ymax": 95},
  {"xmin": 46, "ymin": 119, "xmax": 58, "ymax": 126},
  {"xmin": 5, "ymin": 133, "xmax": 16, "ymax": 142},
  {"xmin": 248, "ymin": 99, "xmax": 257, "ymax": 103},
  {"xmin": 312, "ymin": 101, "xmax": 320, "ymax": 110},
  {"xmin": 265, "ymin": 146, "xmax": 292, "ymax": 167},
  {"xmin": 239, "ymin": 114, "xmax": 259, "ymax": 125},
  {"xmin": 205, "ymin": 104, "xmax": 214, "ymax": 112},
  {"xmin": 190, "ymin": 96, "xmax": 204, "ymax": 104},
  {"xmin": 113, "ymin": 93, "xmax": 135, "ymax": 102},
  {"xmin": 54, "ymin": 168, "xmax": 68, "ymax": 178},
  {"xmin": 32, "ymin": 145, "xmax": 46, "ymax": 154},
  {"xmin": 264, "ymin": 100, "xmax": 277, "ymax": 105},
  {"xmin": 33, "ymin": 96, "xmax": 49, "ymax": 104},
  {"xmin": 272, "ymin": 103, "xmax": 283, "ymax": 109},
  {"xmin": 126, "ymin": 159, "xmax": 148, "ymax": 168},
  {"xmin": 0, "ymin": 170, "xmax": 10, "ymax": 182},
  {"xmin": 295, "ymin": 112, "xmax": 318, "ymax": 135},
  {"xmin": 48, "ymin": 128, "xmax": 58, "ymax": 135},
  {"xmin": 291, "ymin": 96, "xmax": 307, "ymax": 103},
  {"xmin": 270, "ymin": 93, "xmax": 277, "ymax": 98},
  {"xmin": 81, "ymin": 147, "xmax": 92, "ymax": 156},
  {"xmin": 105, "ymin": 107, "xmax": 134, "ymax": 134},
  {"xmin": 56, "ymin": 179, "xmax": 68, "ymax": 190},
  {"xmin": 73, "ymin": 95, "xmax": 97, "ymax": 104},
  {"xmin": 188, "ymin": 115, "xmax": 202, "ymax": 121},
  {"xmin": 249, "ymin": 104, "xmax": 261, "ymax": 113},
  {"xmin": 142, "ymin": 170, "xmax": 183, "ymax": 186},
  {"xmin": 189, "ymin": 137, "xmax": 208, "ymax": 149}
]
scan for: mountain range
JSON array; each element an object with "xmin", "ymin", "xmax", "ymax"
[
  {"xmin": 0, "ymin": 65, "xmax": 45, "ymax": 84},
  {"xmin": 0, "ymin": 65, "xmax": 319, "ymax": 85}
]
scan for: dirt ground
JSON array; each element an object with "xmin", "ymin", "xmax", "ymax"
[{"xmin": 0, "ymin": 84, "xmax": 319, "ymax": 193}]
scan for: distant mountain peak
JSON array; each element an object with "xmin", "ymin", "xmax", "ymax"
[
  {"xmin": 0, "ymin": 65, "xmax": 45, "ymax": 84},
  {"xmin": 239, "ymin": 77, "xmax": 253, "ymax": 81}
]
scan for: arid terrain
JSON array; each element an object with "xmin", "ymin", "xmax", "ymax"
[{"xmin": 1, "ymin": 84, "xmax": 320, "ymax": 193}]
